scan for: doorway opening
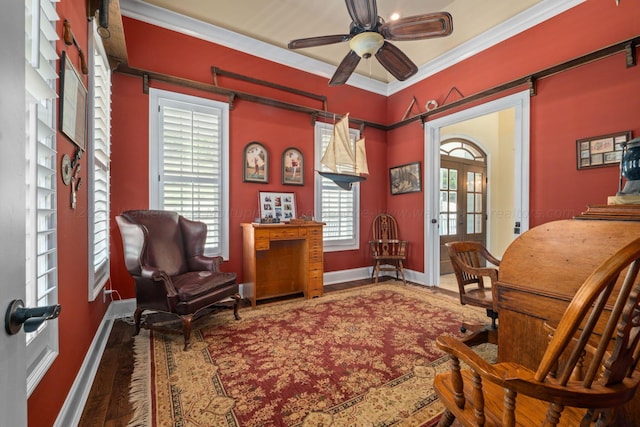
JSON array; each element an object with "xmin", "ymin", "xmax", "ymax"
[
  {"xmin": 423, "ymin": 90, "xmax": 531, "ymax": 286},
  {"xmin": 439, "ymin": 139, "xmax": 488, "ymax": 274}
]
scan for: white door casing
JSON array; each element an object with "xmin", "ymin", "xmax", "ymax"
[{"xmin": 424, "ymin": 90, "xmax": 531, "ymax": 285}]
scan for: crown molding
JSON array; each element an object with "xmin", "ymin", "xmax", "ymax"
[{"xmin": 120, "ymin": 0, "xmax": 584, "ymax": 97}]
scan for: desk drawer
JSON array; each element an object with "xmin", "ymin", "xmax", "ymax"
[{"xmin": 269, "ymin": 228, "xmax": 299, "ymax": 240}]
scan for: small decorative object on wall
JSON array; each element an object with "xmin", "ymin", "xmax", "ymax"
[
  {"xmin": 576, "ymin": 131, "xmax": 632, "ymax": 170},
  {"xmin": 389, "ymin": 162, "xmax": 422, "ymax": 195},
  {"xmin": 259, "ymin": 191, "xmax": 296, "ymax": 222},
  {"xmin": 243, "ymin": 141, "xmax": 268, "ymax": 183},
  {"xmin": 60, "ymin": 51, "xmax": 88, "ymax": 151},
  {"xmin": 282, "ymin": 147, "xmax": 303, "ymax": 185}
]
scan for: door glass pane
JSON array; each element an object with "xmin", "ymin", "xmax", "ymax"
[
  {"xmin": 449, "ymin": 214, "xmax": 457, "ymax": 235},
  {"xmin": 449, "ymin": 191, "xmax": 457, "ymax": 213},
  {"xmin": 440, "ymin": 168, "xmax": 448, "ymax": 190},
  {"xmin": 476, "ymin": 194, "xmax": 483, "ymax": 214},
  {"xmin": 475, "ymin": 173, "xmax": 483, "ymax": 192},
  {"xmin": 439, "ymin": 213, "xmax": 448, "ymax": 235},
  {"xmin": 440, "ymin": 191, "xmax": 448, "ymax": 212},
  {"xmin": 467, "ymin": 171, "xmax": 474, "ymax": 192},
  {"xmin": 467, "ymin": 193, "xmax": 474, "ymax": 213},
  {"xmin": 467, "ymin": 214, "xmax": 474, "ymax": 234},
  {"xmin": 449, "ymin": 169, "xmax": 458, "ymax": 190},
  {"xmin": 475, "ymin": 214, "xmax": 483, "ymax": 233}
]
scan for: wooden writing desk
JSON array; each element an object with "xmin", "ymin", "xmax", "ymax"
[
  {"xmin": 495, "ymin": 218, "xmax": 640, "ymax": 421},
  {"xmin": 241, "ymin": 222, "xmax": 324, "ymax": 307}
]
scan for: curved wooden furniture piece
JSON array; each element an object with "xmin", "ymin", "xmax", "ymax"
[
  {"xmin": 435, "ymin": 219, "xmax": 640, "ymax": 426},
  {"xmin": 369, "ymin": 213, "xmax": 408, "ymax": 284},
  {"xmin": 445, "ymin": 241, "xmax": 500, "ymax": 336}
]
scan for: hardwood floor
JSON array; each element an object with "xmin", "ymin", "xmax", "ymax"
[{"xmin": 78, "ymin": 277, "xmax": 454, "ymax": 426}]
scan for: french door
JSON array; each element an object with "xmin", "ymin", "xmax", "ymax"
[{"xmin": 439, "ymin": 157, "xmax": 487, "ymax": 274}]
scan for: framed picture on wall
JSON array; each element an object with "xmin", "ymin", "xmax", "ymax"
[
  {"xmin": 259, "ymin": 191, "xmax": 296, "ymax": 221},
  {"xmin": 59, "ymin": 51, "xmax": 87, "ymax": 150},
  {"xmin": 576, "ymin": 131, "xmax": 631, "ymax": 170},
  {"xmin": 243, "ymin": 141, "xmax": 268, "ymax": 183},
  {"xmin": 282, "ymin": 147, "xmax": 303, "ymax": 185},
  {"xmin": 389, "ymin": 162, "xmax": 422, "ymax": 195}
]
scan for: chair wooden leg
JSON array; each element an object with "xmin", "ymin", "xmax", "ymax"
[
  {"xmin": 398, "ymin": 261, "xmax": 406, "ymax": 284},
  {"xmin": 374, "ymin": 261, "xmax": 381, "ymax": 283},
  {"xmin": 133, "ymin": 307, "xmax": 144, "ymax": 335},
  {"xmin": 437, "ymin": 409, "xmax": 456, "ymax": 427},
  {"xmin": 232, "ymin": 293, "xmax": 241, "ymax": 320},
  {"xmin": 181, "ymin": 314, "xmax": 194, "ymax": 351}
]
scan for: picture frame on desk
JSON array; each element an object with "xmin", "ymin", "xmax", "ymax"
[{"xmin": 259, "ymin": 191, "xmax": 296, "ymax": 221}]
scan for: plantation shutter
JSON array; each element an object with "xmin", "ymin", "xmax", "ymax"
[
  {"xmin": 158, "ymin": 98, "xmax": 225, "ymax": 255},
  {"xmin": 24, "ymin": 0, "xmax": 59, "ymax": 394},
  {"xmin": 88, "ymin": 21, "xmax": 111, "ymax": 299},
  {"xmin": 315, "ymin": 122, "xmax": 360, "ymax": 250}
]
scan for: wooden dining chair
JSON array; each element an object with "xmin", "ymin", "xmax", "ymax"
[
  {"xmin": 434, "ymin": 237, "xmax": 640, "ymax": 426},
  {"xmin": 369, "ymin": 213, "xmax": 408, "ymax": 284},
  {"xmin": 445, "ymin": 241, "xmax": 500, "ymax": 337}
]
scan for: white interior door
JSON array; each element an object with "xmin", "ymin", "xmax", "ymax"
[
  {"xmin": 423, "ymin": 90, "xmax": 531, "ymax": 285},
  {"xmin": 0, "ymin": 1, "xmax": 29, "ymax": 424}
]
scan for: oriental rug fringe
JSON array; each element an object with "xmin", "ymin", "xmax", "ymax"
[{"xmin": 128, "ymin": 282, "xmax": 496, "ymax": 427}]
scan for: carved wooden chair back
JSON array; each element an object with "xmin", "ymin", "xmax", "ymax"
[
  {"xmin": 369, "ymin": 214, "xmax": 408, "ymax": 284},
  {"xmin": 435, "ymin": 237, "xmax": 640, "ymax": 426}
]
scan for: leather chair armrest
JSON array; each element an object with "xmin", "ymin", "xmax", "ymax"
[
  {"xmin": 189, "ymin": 255, "xmax": 223, "ymax": 272},
  {"xmin": 140, "ymin": 266, "xmax": 178, "ymax": 298}
]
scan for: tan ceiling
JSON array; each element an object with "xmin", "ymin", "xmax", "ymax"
[{"xmin": 134, "ymin": 0, "xmax": 545, "ymax": 85}]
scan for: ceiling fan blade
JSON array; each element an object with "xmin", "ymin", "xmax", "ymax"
[
  {"xmin": 329, "ymin": 50, "xmax": 361, "ymax": 86},
  {"xmin": 375, "ymin": 41, "xmax": 418, "ymax": 81},
  {"xmin": 345, "ymin": 0, "xmax": 378, "ymax": 30},
  {"xmin": 380, "ymin": 12, "xmax": 453, "ymax": 41},
  {"xmin": 288, "ymin": 34, "xmax": 352, "ymax": 49}
]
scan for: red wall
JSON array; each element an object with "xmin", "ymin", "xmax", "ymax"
[
  {"xmin": 386, "ymin": 0, "xmax": 640, "ymax": 271},
  {"xmin": 109, "ymin": 18, "xmax": 389, "ymax": 299},
  {"xmin": 27, "ymin": 1, "xmax": 110, "ymax": 426}
]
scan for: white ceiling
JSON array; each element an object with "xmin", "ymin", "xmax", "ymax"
[{"xmin": 120, "ymin": 0, "xmax": 585, "ymax": 95}]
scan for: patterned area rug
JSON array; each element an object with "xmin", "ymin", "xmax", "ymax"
[{"xmin": 128, "ymin": 282, "xmax": 496, "ymax": 426}]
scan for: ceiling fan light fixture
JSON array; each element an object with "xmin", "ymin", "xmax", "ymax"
[{"xmin": 349, "ymin": 32, "xmax": 384, "ymax": 58}]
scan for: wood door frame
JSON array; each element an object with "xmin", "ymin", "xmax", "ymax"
[
  {"xmin": 423, "ymin": 90, "xmax": 531, "ymax": 286},
  {"xmin": 439, "ymin": 157, "xmax": 488, "ymax": 274}
]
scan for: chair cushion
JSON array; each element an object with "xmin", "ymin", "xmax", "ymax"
[{"xmin": 172, "ymin": 271, "xmax": 238, "ymax": 302}]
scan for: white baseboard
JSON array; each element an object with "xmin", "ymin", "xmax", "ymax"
[{"xmin": 54, "ymin": 299, "xmax": 135, "ymax": 427}]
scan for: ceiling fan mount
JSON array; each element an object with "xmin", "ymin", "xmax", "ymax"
[{"xmin": 287, "ymin": 0, "xmax": 453, "ymax": 86}]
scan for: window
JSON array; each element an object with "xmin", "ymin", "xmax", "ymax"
[
  {"xmin": 149, "ymin": 88, "xmax": 230, "ymax": 258},
  {"xmin": 314, "ymin": 121, "xmax": 361, "ymax": 251},
  {"xmin": 87, "ymin": 20, "xmax": 111, "ymax": 300},
  {"xmin": 24, "ymin": 0, "xmax": 59, "ymax": 395}
]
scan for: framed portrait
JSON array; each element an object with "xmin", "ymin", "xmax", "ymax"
[
  {"xmin": 576, "ymin": 131, "xmax": 632, "ymax": 170},
  {"xmin": 389, "ymin": 162, "xmax": 422, "ymax": 195},
  {"xmin": 282, "ymin": 147, "xmax": 304, "ymax": 185},
  {"xmin": 243, "ymin": 141, "xmax": 268, "ymax": 183},
  {"xmin": 59, "ymin": 51, "xmax": 87, "ymax": 150},
  {"xmin": 259, "ymin": 191, "xmax": 296, "ymax": 222}
]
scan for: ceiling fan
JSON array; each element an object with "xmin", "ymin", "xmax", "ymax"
[{"xmin": 287, "ymin": 0, "xmax": 453, "ymax": 86}]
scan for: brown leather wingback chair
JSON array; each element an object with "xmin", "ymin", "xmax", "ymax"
[{"xmin": 116, "ymin": 210, "xmax": 241, "ymax": 350}]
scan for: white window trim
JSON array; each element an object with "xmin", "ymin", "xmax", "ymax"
[
  {"xmin": 313, "ymin": 121, "xmax": 361, "ymax": 252},
  {"xmin": 87, "ymin": 20, "xmax": 111, "ymax": 301},
  {"xmin": 148, "ymin": 88, "xmax": 230, "ymax": 259},
  {"xmin": 24, "ymin": 0, "xmax": 59, "ymax": 396}
]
